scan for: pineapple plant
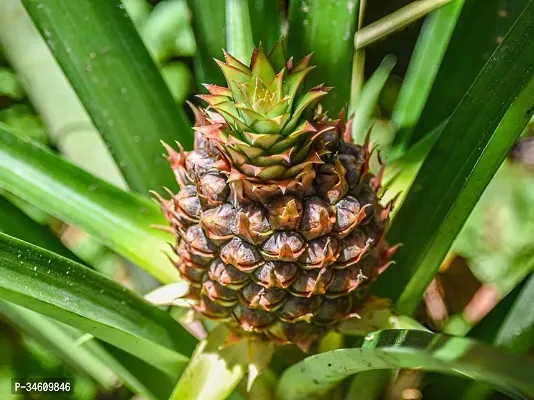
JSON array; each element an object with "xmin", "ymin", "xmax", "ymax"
[
  {"xmin": 0, "ymin": 0, "xmax": 533, "ymax": 400},
  {"xmin": 157, "ymin": 44, "xmax": 394, "ymax": 347}
]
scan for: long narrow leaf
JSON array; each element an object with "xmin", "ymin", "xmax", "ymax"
[
  {"xmin": 0, "ymin": 301, "xmax": 118, "ymax": 389},
  {"xmin": 187, "ymin": 0, "xmax": 226, "ymax": 88},
  {"xmin": 351, "ymin": 55, "xmax": 396, "ymax": 144},
  {"xmin": 414, "ymin": 0, "xmax": 526, "ymax": 144},
  {"xmin": 354, "ymin": 0, "xmax": 452, "ymax": 50},
  {"xmin": 226, "ymin": 0, "xmax": 254, "ymax": 64},
  {"xmin": 0, "ymin": 0, "xmax": 127, "ymax": 187},
  {"xmin": 0, "ymin": 232, "xmax": 195, "ymax": 376},
  {"xmin": 277, "ymin": 329, "xmax": 534, "ymax": 400},
  {"xmin": 21, "ymin": 0, "xmax": 193, "ymax": 194},
  {"xmin": 288, "ymin": 0, "xmax": 359, "ymax": 113},
  {"xmin": 374, "ymin": 2, "xmax": 534, "ymax": 315},
  {"xmin": 0, "ymin": 125, "xmax": 179, "ymax": 283},
  {"xmin": 0, "ymin": 198, "xmax": 173, "ymax": 400},
  {"xmin": 348, "ymin": 0, "xmax": 367, "ymax": 116},
  {"xmin": 390, "ymin": 0, "xmax": 465, "ymax": 157}
]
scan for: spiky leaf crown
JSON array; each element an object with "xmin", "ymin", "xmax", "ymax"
[{"xmin": 195, "ymin": 43, "xmax": 333, "ymax": 182}]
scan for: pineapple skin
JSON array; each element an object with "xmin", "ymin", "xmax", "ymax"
[{"xmin": 158, "ymin": 46, "xmax": 392, "ymax": 348}]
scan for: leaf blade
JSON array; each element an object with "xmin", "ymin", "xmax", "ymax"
[
  {"xmin": 0, "ymin": 301, "xmax": 118, "ymax": 389},
  {"xmin": 277, "ymin": 329, "xmax": 534, "ymax": 400},
  {"xmin": 374, "ymin": 2, "xmax": 534, "ymax": 314},
  {"xmin": 390, "ymin": 0, "xmax": 465, "ymax": 157},
  {"xmin": 0, "ymin": 125, "xmax": 179, "ymax": 283},
  {"xmin": 21, "ymin": 0, "xmax": 193, "ymax": 194},
  {"xmin": 0, "ymin": 232, "xmax": 196, "ymax": 376},
  {"xmin": 288, "ymin": 0, "xmax": 359, "ymax": 113},
  {"xmin": 226, "ymin": 0, "xmax": 255, "ymax": 64}
]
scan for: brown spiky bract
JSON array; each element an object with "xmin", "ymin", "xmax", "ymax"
[{"xmin": 157, "ymin": 43, "xmax": 393, "ymax": 349}]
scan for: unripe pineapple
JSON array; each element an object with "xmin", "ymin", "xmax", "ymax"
[{"xmin": 157, "ymin": 43, "xmax": 393, "ymax": 349}]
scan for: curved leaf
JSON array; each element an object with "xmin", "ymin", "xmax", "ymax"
[
  {"xmin": 277, "ymin": 329, "xmax": 534, "ymax": 400},
  {"xmin": 0, "ymin": 125, "xmax": 179, "ymax": 283},
  {"xmin": 375, "ymin": 2, "xmax": 534, "ymax": 314},
  {"xmin": 0, "ymin": 232, "xmax": 196, "ymax": 376},
  {"xmin": 0, "ymin": 301, "xmax": 118, "ymax": 389},
  {"xmin": 0, "ymin": 197, "xmax": 173, "ymax": 399},
  {"xmin": 21, "ymin": 0, "xmax": 193, "ymax": 194}
]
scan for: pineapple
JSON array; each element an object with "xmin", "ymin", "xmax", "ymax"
[{"xmin": 158, "ymin": 43, "xmax": 393, "ymax": 348}]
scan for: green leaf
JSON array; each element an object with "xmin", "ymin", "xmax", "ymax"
[
  {"xmin": 0, "ymin": 125, "xmax": 179, "ymax": 284},
  {"xmin": 0, "ymin": 232, "xmax": 196, "ymax": 376},
  {"xmin": 351, "ymin": 54, "xmax": 396, "ymax": 144},
  {"xmin": 481, "ymin": 273, "xmax": 534, "ymax": 353},
  {"xmin": 21, "ymin": 0, "xmax": 193, "ymax": 194},
  {"xmin": 226, "ymin": 0, "xmax": 255, "ymax": 65},
  {"xmin": 0, "ymin": 301, "xmax": 118, "ymax": 389},
  {"xmin": 390, "ymin": 0, "xmax": 465, "ymax": 158},
  {"xmin": 248, "ymin": 0, "xmax": 282, "ymax": 51},
  {"xmin": 413, "ymin": 0, "xmax": 528, "ymax": 145},
  {"xmin": 277, "ymin": 329, "xmax": 534, "ymax": 400},
  {"xmin": 0, "ymin": 193, "xmax": 171, "ymax": 399},
  {"xmin": 374, "ymin": 2, "xmax": 534, "ymax": 315},
  {"xmin": 354, "ymin": 0, "xmax": 452, "ymax": 50},
  {"xmin": 187, "ymin": 0, "xmax": 226, "ymax": 88},
  {"xmin": 169, "ymin": 325, "xmax": 247, "ymax": 400},
  {"xmin": 0, "ymin": 0, "xmax": 127, "ymax": 187},
  {"xmin": 288, "ymin": 0, "xmax": 359, "ymax": 113}
]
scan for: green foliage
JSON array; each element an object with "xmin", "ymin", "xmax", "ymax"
[
  {"xmin": 21, "ymin": 0, "xmax": 193, "ymax": 194},
  {"xmin": 288, "ymin": 0, "xmax": 359, "ymax": 113},
  {"xmin": 0, "ymin": 125, "xmax": 178, "ymax": 283},
  {"xmin": 0, "ymin": 232, "xmax": 196, "ymax": 375},
  {"xmin": 187, "ymin": 0, "xmax": 226, "ymax": 88},
  {"xmin": 278, "ymin": 329, "xmax": 534, "ymax": 400},
  {"xmin": 390, "ymin": 0, "xmax": 465, "ymax": 157},
  {"xmin": 226, "ymin": 0, "xmax": 255, "ymax": 64},
  {"xmin": 375, "ymin": 1, "xmax": 534, "ymax": 314}
]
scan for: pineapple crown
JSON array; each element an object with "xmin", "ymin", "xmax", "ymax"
[{"xmin": 195, "ymin": 42, "xmax": 336, "ymax": 181}]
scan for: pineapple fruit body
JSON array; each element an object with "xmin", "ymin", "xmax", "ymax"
[{"xmin": 159, "ymin": 44, "xmax": 391, "ymax": 348}]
